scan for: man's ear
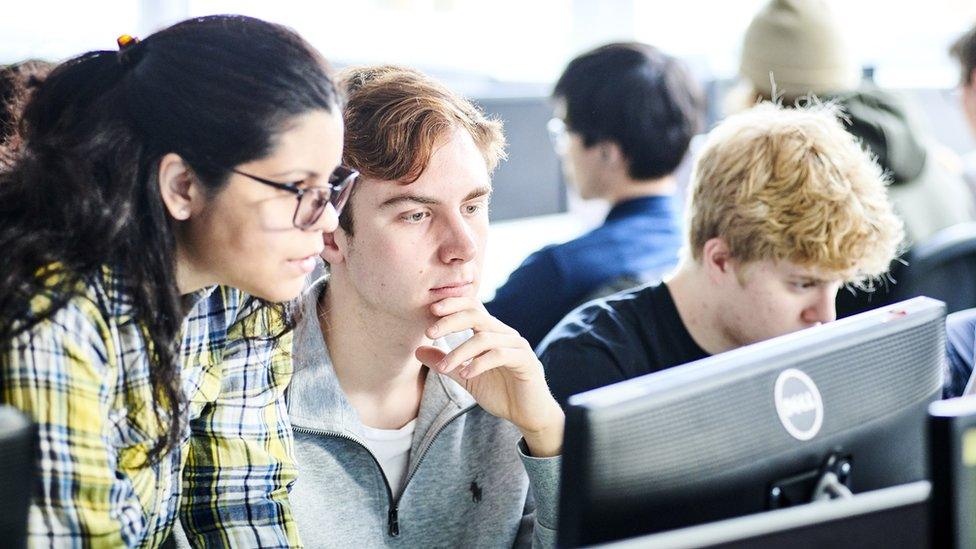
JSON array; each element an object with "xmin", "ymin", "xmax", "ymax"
[
  {"xmin": 158, "ymin": 153, "xmax": 203, "ymax": 221},
  {"xmin": 600, "ymin": 141, "xmax": 625, "ymax": 167},
  {"xmin": 321, "ymin": 229, "xmax": 346, "ymax": 265},
  {"xmin": 701, "ymin": 237, "xmax": 735, "ymax": 284}
]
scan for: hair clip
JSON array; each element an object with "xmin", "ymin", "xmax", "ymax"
[
  {"xmin": 117, "ymin": 34, "xmax": 139, "ymax": 50},
  {"xmin": 116, "ymin": 34, "xmax": 143, "ymax": 69}
]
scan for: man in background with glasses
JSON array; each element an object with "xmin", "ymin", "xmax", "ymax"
[{"xmin": 486, "ymin": 42, "xmax": 705, "ymax": 349}]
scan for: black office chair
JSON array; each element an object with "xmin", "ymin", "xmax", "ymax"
[
  {"xmin": 0, "ymin": 406, "xmax": 35, "ymax": 548},
  {"xmin": 889, "ymin": 222, "xmax": 976, "ymax": 314}
]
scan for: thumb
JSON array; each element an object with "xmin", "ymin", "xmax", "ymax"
[{"xmin": 415, "ymin": 345, "xmax": 448, "ymax": 368}]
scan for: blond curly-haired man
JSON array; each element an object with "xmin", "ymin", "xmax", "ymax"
[{"xmin": 539, "ymin": 102, "xmax": 905, "ymax": 406}]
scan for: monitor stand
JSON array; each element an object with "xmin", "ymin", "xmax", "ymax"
[{"xmin": 769, "ymin": 452, "xmax": 853, "ymax": 509}]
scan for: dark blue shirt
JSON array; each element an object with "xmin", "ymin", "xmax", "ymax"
[
  {"xmin": 486, "ymin": 195, "xmax": 682, "ymax": 349},
  {"xmin": 945, "ymin": 308, "xmax": 976, "ymax": 398}
]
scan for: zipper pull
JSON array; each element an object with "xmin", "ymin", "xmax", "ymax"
[{"xmin": 388, "ymin": 505, "xmax": 400, "ymax": 537}]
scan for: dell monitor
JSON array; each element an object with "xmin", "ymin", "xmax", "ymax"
[{"xmin": 558, "ymin": 297, "xmax": 946, "ymax": 547}]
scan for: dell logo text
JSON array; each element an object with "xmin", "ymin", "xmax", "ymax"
[{"xmin": 774, "ymin": 368, "xmax": 824, "ymax": 441}]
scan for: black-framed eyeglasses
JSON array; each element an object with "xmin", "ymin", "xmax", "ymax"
[{"xmin": 232, "ymin": 165, "xmax": 359, "ymax": 230}]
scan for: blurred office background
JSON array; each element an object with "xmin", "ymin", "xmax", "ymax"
[{"xmin": 5, "ymin": 0, "xmax": 976, "ymax": 297}]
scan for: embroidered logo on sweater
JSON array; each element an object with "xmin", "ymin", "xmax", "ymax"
[{"xmin": 469, "ymin": 480, "xmax": 483, "ymax": 503}]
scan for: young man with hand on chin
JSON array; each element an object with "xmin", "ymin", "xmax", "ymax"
[{"xmin": 286, "ymin": 65, "xmax": 562, "ymax": 547}]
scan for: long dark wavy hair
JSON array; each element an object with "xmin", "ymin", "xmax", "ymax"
[{"xmin": 0, "ymin": 15, "xmax": 339, "ymax": 464}]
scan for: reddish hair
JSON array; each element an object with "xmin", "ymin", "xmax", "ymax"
[{"xmin": 338, "ymin": 65, "xmax": 505, "ymax": 232}]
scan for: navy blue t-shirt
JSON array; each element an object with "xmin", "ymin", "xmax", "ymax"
[
  {"xmin": 486, "ymin": 195, "xmax": 682, "ymax": 349},
  {"xmin": 537, "ymin": 281, "xmax": 709, "ymax": 407}
]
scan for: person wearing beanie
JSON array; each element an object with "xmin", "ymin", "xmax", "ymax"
[
  {"xmin": 739, "ymin": 0, "xmax": 859, "ymax": 99},
  {"xmin": 735, "ymin": 0, "xmax": 975, "ymax": 249}
]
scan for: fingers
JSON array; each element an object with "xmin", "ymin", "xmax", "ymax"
[
  {"xmin": 456, "ymin": 347, "xmax": 531, "ymax": 380},
  {"xmin": 424, "ymin": 296, "xmax": 536, "ymax": 382},
  {"xmin": 429, "ymin": 297, "xmax": 480, "ymax": 317},
  {"xmin": 415, "ymin": 345, "xmax": 448, "ymax": 368},
  {"xmin": 434, "ymin": 331, "xmax": 530, "ymax": 374},
  {"xmin": 428, "ymin": 309, "xmax": 510, "ymax": 339},
  {"xmin": 428, "ymin": 299, "xmax": 515, "ymax": 338}
]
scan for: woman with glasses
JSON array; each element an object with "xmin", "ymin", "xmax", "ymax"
[{"xmin": 0, "ymin": 15, "xmax": 354, "ymax": 547}]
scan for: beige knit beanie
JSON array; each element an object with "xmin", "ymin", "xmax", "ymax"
[{"xmin": 740, "ymin": 0, "xmax": 860, "ymax": 99}]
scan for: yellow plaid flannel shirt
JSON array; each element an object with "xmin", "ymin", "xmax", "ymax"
[{"xmin": 1, "ymin": 268, "xmax": 301, "ymax": 547}]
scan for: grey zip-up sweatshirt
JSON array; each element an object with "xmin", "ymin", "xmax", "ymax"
[{"xmin": 287, "ymin": 280, "xmax": 560, "ymax": 548}]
